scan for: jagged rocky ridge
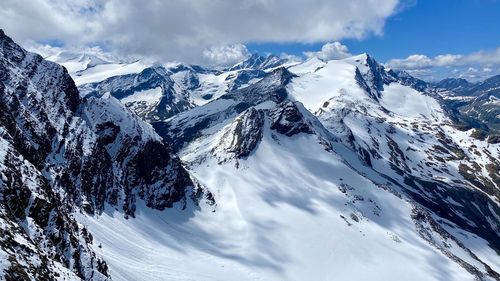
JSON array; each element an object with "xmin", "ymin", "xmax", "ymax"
[
  {"xmin": 0, "ymin": 30, "xmax": 206, "ymax": 280},
  {"xmin": 153, "ymin": 68, "xmax": 293, "ymax": 153},
  {"xmin": 79, "ymin": 65, "xmax": 195, "ymax": 122},
  {"xmin": 75, "ymin": 53, "xmax": 291, "ymax": 126}
]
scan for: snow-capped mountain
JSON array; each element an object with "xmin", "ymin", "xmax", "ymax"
[
  {"xmin": 228, "ymin": 53, "xmax": 291, "ymax": 71},
  {"xmin": 0, "ymin": 30, "xmax": 211, "ymax": 280},
  {"xmin": 1, "ymin": 28, "xmax": 499, "ymax": 281}
]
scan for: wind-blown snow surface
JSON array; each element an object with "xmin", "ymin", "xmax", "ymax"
[{"xmin": 79, "ymin": 131, "xmax": 473, "ymax": 281}]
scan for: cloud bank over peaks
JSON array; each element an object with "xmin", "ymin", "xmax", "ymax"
[{"xmin": 0, "ymin": 0, "xmax": 402, "ymax": 63}]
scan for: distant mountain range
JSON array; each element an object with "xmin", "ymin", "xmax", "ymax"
[{"xmin": 433, "ymin": 76, "xmax": 500, "ymax": 137}]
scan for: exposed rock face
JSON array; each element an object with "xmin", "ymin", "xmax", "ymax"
[
  {"xmin": 431, "ymin": 75, "xmax": 500, "ymax": 135},
  {"xmin": 76, "ymin": 93, "xmax": 200, "ymax": 216},
  {"xmin": 0, "ymin": 30, "xmax": 108, "ymax": 280},
  {"xmin": 225, "ymin": 69, "xmax": 267, "ymax": 92},
  {"xmin": 434, "ymin": 78, "xmax": 472, "ymax": 94},
  {"xmin": 0, "ymin": 135, "xmax": 109, "ymax": 281},
  {"xmin": 218, "ymin": 107, "xmax": 265, "ymax": 159},
  {"xmin": 270, "ymin": 102, "xmax": 314, "ymax": 137},
  {"xmin": 0, "ymin": 29, "xmax": 202, "ymax": 279}
]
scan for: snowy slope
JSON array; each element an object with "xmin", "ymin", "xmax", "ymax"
[
  {"xmin": 79, "ymin": 132, "xmax": 479, "ymax": 281},
  {"xmin": 288, "ymin": 54, "xmax": 500, "ymax": 259}
]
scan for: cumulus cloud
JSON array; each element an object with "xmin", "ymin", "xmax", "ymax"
[
  {"xmin": 0, "ymin": 0, "xmax": 403, "ymax": 63},
  {"xmin": 385, "ymin": 48, "xmax": 500, "ymax": 81},
  {"xmin": 385, "ymin": 54, "xmax": 433, "ymax": 69},
  {"xmin": 23, "ymin": 42, "xmax": 63, "ymax": 58},
  {"xmin": 304, "ymin": 42, "xmax": 352, "ymax": 61},
  {"xmin": 202, "ymin": 44, "xmax": 250, "ymax": 66},
  {"xmin": 279, "ymin": 53, "xmax": 304, "ymax": 63},
  {"xmin": 385, "ymin": 48, "xmax": 500, "ymax": 70}
]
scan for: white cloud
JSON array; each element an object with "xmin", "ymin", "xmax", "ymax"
[
  {"xmin": 202, "ymin": 44, "xmax": 250, "ymax": 66},
  {"xmin": 279, "ymin": 53, "xmax": 304, "ymax": 63},
  {"xmin": 385, "ymin": 48, "xmax": 500, "ymax": 81},
  {"xmin": 434, "ymin": 54, "xmax": 463, "ymax": 67},
  {"xmin": 23, "ymin": 42, "xmax": 63, "ymax": 58},
  {"xmin": 385, "ymin": 54, "xmax": 433, "ymax": 69},
  {"xmin": 385, "ymin": 48, "xmax": 500, "ymax": 70},
  {"xmin": 0, "ymin": 0, "xmax": 403, "ymax": 63},
  {"xmin": 304, "ymin": 42, "xmax": 352, "ymax": 61}
]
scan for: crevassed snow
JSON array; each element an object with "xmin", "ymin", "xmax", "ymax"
[
  {"xmin": 189, "ymin": 72, "xmax": 233, "ymax": 106},
  {"xmin": 341, "ymin": 53, "xmax": 371, "ymax": 72},
  {"xmin": 46, "ymin": 51, "xmax": 149, "ymax": 85}
]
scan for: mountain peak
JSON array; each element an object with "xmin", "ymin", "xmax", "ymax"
[
  {"xmin": 0, "ymin": 28, "xmax": 19, "ymax": 50},
  {"xmin": 229, "ymin": 52, "xmax": 287, "ymax": 71},
  {"xmin": 435, "ymin": 77, "xmax": 472, "ymax": 90},
  {"xmin": 267, "ymin": 66, "xmax": 296, "ymax": 86}
]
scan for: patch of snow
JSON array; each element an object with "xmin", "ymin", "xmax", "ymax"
[
  {"xmin": 121, "ymin": 87, "xmax": 163, "ymax": 105},
  {"xmin": 380, "ymin": 83, "xmax": 442, "ymax": 120}
]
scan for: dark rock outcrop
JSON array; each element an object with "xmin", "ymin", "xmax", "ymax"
[
  {"xmin": 218, "ymin": 107, "xmax": 265, "ymax": 159},
  {"xmin": 270, "ymin": 102, "xmax": 313, "ymax": 136}
]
